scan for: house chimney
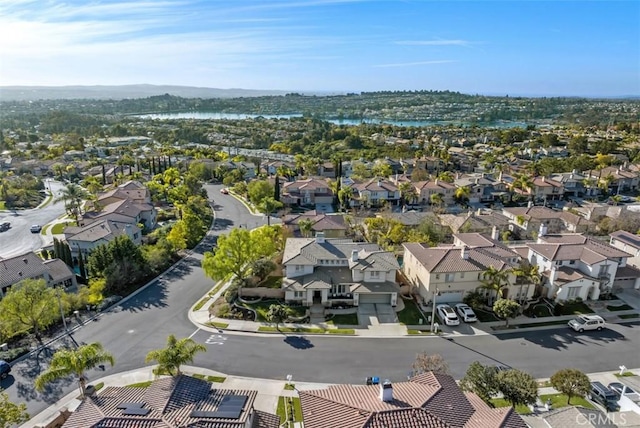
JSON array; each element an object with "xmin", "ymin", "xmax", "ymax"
[
  {"xmin": 491, "ymin": 226, "xmax": 499, "ymax": 241},
  {"xmin": 477, "ymin": 208, "xmax": 482, "ymax": 216},
  {"xmin": 528, "ymin": 200, "xmax": 534, "ymax": 208},
  {"xmin": 572, "ymin": 169, "xmax": 579, "ymax": 175},
  {"xmin": 351, "ymin": 249, "xmax": 359, "ymax": 262},
  {"xmin": 498, "ymin": 172, "xmax": 503, "ymax": 181},
  {"xmin": 541, "ymin": 176, "xmax": 546, "ymax": 183},
  {"xmin": 315, "ymin": 232, "xmax": 325, "ymax": 244},
  {"xmin": 435, "ymin": 179, "xmax": 439, "ymax": 186},
  {"xmin": 380, "ymin": 380, "xmax": 393, "ymax": 402},
  {"xmin": 461, "ymin": 246, "xmax": 469, "ymax": 260},
  {"xmin": 539, "ymin": 222, "xmax": 548, "ymax": 239}
]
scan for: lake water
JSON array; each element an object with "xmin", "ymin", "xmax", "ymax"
[{"xmin": 135, "ymin": 112, "xmax": 529, "ymax": 128}]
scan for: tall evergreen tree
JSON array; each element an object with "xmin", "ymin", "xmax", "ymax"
[
  {"xmin": 168, "ymin": 156, "xmax": 172, "ymax": 168},
  {"xmin": 151, "ymin": 158, "xmax": 156, "ymax": 175},
  {"xmin": 163, "ymin": 157, "xmax": 168, "ymax": 171},
  {"xmin": 53, "ymin": 238, "xmax": 61, "ymax": 259},
  {"xmin": 274, "ymin": 175, "xmax": 280, "ymax": 201},
  {"xmin": 64, "ymin": 242, "xmax": 73, "ymax": 268},
  {"xmin": 101, "ymin": 164, "xmax": 106, "ymax": 184},
  {"xmin": 78, "ymin": 251, "xmax": 86, "ymax": 279}
]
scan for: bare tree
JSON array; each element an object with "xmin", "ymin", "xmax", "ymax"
[{"xmin": 411, "ymin": 352, "xmax": 449, "ymax": 376}]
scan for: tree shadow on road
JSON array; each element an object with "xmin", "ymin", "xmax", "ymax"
[
  {"xmin": 283, "ymin": 335, "xmax": 314, "ymax": 350},
  {"xmin": 497, "ymin": 328, "xmax": 629, "ymax": 351},
  {"xmin": 122, "ymin": 280, "xmax": 169, "ymax": 313}
]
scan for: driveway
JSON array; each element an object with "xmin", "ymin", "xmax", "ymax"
[
  {"xmin": 357, "ymin": 303, "xmax": 376, "ymax": 325},
  {"xmin": 375, "ymin": 304, "xmax": 398, "ymax": 324},
  {"xmin": 0, "ymin": 180, "xmax": 67, "ymax": 259}
]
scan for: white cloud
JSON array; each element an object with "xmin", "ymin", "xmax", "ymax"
[{"xmin": 374, "ymin": 60, "xmax": 455, "ymax": 68}]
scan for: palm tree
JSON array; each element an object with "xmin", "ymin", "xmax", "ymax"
[
  {"xmin": 145, "ymin": 334, "xmax": 206, "ymax": 377},
  {"xmin": 338, "ymin": 186, "xmax": 354, "ymax": 211},
  {"xmin": 429, "ymin": 193, "xmax": 444, "ymax": 208},
  {"xmin": 510, "ymin": 262, "xmax": 541, "ymax": 302},
  {"xmin": 55, "ymin": 183, "xmax": 89, "ymax": 222},
  {"xmin": 480, "ymin": 266, "xmax": 510, "ymax": 304},
  {"xmin": 454, "ymin": 186, "xmax": 471, "ymax": 205},
  {"xmin": 298, "ymin": 218, "xmax": 314, "ymax": 237},
  {"xmin": 34, "ymin": 342, "xmax": 115, "ymax": 397}
]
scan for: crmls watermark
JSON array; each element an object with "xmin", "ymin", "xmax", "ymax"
[{"xmin": 576, "ymin": 412, "xmax": 627, "ymax": 426}]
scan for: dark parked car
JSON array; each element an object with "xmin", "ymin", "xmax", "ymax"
[
  {"xmin": 0, "ymin": 222, "xmax": 10, "ymax": 232},
  {"xmin": 589, "ymin": 381, "xmax": 620, "ymax": 412},
  {"xmin": 0, "ymin": 360, "xmax": 11, "ymax": 379}
]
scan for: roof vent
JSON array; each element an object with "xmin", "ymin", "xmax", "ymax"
[
  {"xmin": 22, "ymin": 258, "xmax": 28, "ymax": 264},
  {"xmin": 380, "ymin": 380, "xmax": 393, "ymax": 402}
]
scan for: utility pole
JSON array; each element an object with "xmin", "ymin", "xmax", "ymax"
[{"xmin": 430, "ymin": 287, "xmax": 440, "ymax": 333}]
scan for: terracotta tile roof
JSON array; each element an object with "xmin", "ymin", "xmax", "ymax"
[
  {"xmin": 62, "ymin": 376, "xmax": 274, "ymax": 428},
  {"xmin": 402, "ymin": 243, "xmax": 513, "ymax": 274},
  {"xmin": 503, "ymin": 206, "xmax": 563, "ymax": 221},
  {"xmin": 300, "ymin": 372, "xmax": 526, "ymax": 428},
  {"xmin": 528, "ymin": 234, "xmax": 631, "ymax": 264}
]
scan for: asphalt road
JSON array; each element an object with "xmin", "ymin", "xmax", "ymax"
[
  {"xmin": 0, "ymin": 179, "xmax": 67, "ymax": 259},
  {"xmin": 4, "ymin": 183, "xmax": 640, "ymax": 420}
]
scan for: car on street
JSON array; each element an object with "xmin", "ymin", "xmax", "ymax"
[
  {"xmin": 0, "ymin": 360, "xmax": 11, "ymax": 379},
  {"xmin": 568, "ymin": 314, "xmax": 605, "ymax": 332},
  {"xmin": 0, "ymin": 222, "xmax": 10, "ymax": 232},
  {"xmin": 454, "ymin": 303, "xmax": 478, "ymax": 323},
  {"xmin": 437, "ymin": 304, "xmax": 460, "ymax": 326},
  {"xmin": 608, "ymin": 382, "xmax": 638, "ymax": 398},
  {"xmin": 30, "ymin": 224, "xmax": 42, "ymax": 233},
  {"xmin": 589, "ymin": 381, "xmax": 620, "ymax": 412},
  {"xmin": 220, "ymin": 188, "xmax": 229, "ymax": 194}
]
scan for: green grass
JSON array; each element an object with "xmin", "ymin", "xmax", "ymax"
[
  {"xmin": 207, "ymin": 321, "xmax": 230, "ymax": 329},
  {"xmin": 240, "ymin": 300, "xmax": 305, "ymax": 321},
  {"xmin": 607, "ymin": 304, "xmax": 634, "ymax": 311},
  {"xmin": 193, "ymin": 297, "xmax": 210, "ymax": 311},
  {"xmin": 257, "ymin": 276, "xmax": 283, "ymax": 289},
  {"xmin": 39, "ymin": 193, "xmax": 53, "ymax": 208},
  {"xmin": 556, "ymin": 301, "xmax": 594, "ymax": 315},
  {"xmin": 258, "ymin": 326, "xmax": 325, "ymax": 333},
  {"xmin": 615, "ymin": 371, "xmax": 637, "ymax": 377},
  {"xmin": 397, "ymin": 299, "xmax": 427, "ymax": 325},
  {"xmin": 51, "ymin": 221, "xmax": 75, "ymax": 234},
  {"xmin": 127, "ymin": 381, "xmax": 153, "ymax": 388},
  {"xmin": 540, "ymin": 393, "xmax": 594, "ymax": 410},
  {"xmin": 0, "ymin": 201, "xmax": 5, "ymax": 210},
  {"xmin": 192, "ymin": 374, "xmax": 227, "ymax": 382},
  {"xmin": 407, "ymin": 329, "xmax": 431, "ymax": 335},
  {"xmin": 325, "ymin": 313, "xmax": 359, "ymax": 325},
  {"xmin": 476, "ymin": 309, "xmax": 501, "ymax": 322},
  {"xmin": 277, "ymin": 396, "xmax": 303, "ymax": 425},
  {"xmin": 327, "ymin": 328, "xmax": 355, "ymax": 335},
  {"xmin": 40, "ymin": 224, "xmax": 51, "ymax": 235},
  {"xmin": 529, "ymin": 304, "xmax": 554, "ymax": 318},
  {"xmin": 94, "ymin": 382, "xmax": 105, "ymax": 391},
  {"xmin": 284, "ymin": 383, "xmax": 295, "ymax": 390},
  {"xmin": 619, "ymin": 313, "xmax": 640, "ymax": 319},
  {"xmin": 490, "ymin": 398, "xmax": 532, "ymax": 415}
]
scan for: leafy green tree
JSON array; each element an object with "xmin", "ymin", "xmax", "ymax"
[
  {"xmin": 35, "ymin": 342, "xmax": 115, "ymax": 397},
  {"xmin": 298, "ymin": 218, "xmax": 314, "ymax": 237},
  {"xmin": 247, "ymin": 180, "xmax": 274, "ymax": 206},
  {"xmin": 481, "ymin": 266, "xmax": 510, "ymax": 303},
  {"xmin": 202, "ymin": 227, "xmax": 275, "ymax": 281},
  {"xmin": 251, "ymin": 258, "xmax": 276, "ymax": 281},
  {"xmin": 266, "ymin": 304, "xmax": 289, "ymax": 331},
  {"xmin": 0, "ymin": 279, "xmax": 59, "ymax": 343},
  {"xmin": 497, "ymin": 369, "xmax": 538, "ymax": 408},
  {"xmin": 459, "ymin": 362, "xmax": 500, "ymax": 403},
  {"xmin": 429, "ymin": 193, "xmax": 444, "ymax": 207},
  {"xmin": 87, "ymin": 235, "xmax": 147, "ymax": 294},
  {"xmin": 411, "ymin": 352, "xmax": 449, "ymax": 376},
  {"xmin": 257, "ymin": 197, "xmax": 283, "ymax": 226},
  {"xmin": 493, "ymin": 299, "xmax": 521, "ymax": 327},
  {"xmin": 145, "ymin": 334, "xmax": 206, "ymax": 376},
  {"xmin": 55, "ymin": 183, "xmax": 89, "ymax": 222},
  {"xmin": 0, "ymin": 390, "xmax": 30, "ymax": 428},
  {"xmin": 372, "ymin": 162, "xmax": 392, "ymax": 178},
  {"xmin": 550, "ymin": 368, "xmax": 590, "ymax": 405}
]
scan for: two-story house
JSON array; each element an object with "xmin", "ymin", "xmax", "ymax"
[
  {"xmin": 526, "ymin": 226, "xmax": 633, "ymax": 301},
  {"xmin": 281, "ymin": 212, "xmax": 347, "ymax": 238},
  {"xmin": 282, "ymin": 233, "xmax": 401, "ymax": 307},
  {"xmin": 608, "ymin": 230, "xmax": 640, "ymax": 290},
  {"xmin": 588, "ymin": 164, "xmax": 640, "ymax": 194},
  {"xmin": 454, "ymin": 173, "xmax": 508, "ymax": 204},
  {"xmin": 413, "ymin": 180, "xmax": 456, "ymax": 206},
  {"xmin": 402, "ymin": 229, "xmax": 525, "ymax": 306},
  {"xmin": 502, "ymin": 206, "xmax": 564, "ymax": 238},
  {"xmin": 281, "ymin": 178, "xmax": 334, "ymax": 208},
  {"xmin": 0, "ymin": 252, "xmax": 77, "ymax": 297},
  {"xmin": 551, "ymin": 170, "xmax": 591, "ymax": 198},
  {"xmin": 350, "ymin": 178, "xmax": 400, "ymax": 207},
  {"xmin": 64, "ymin": 220, "xmax": 142, "ymax": 261}
]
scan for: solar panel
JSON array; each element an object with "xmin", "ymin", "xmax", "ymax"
[
  {"xmin": 190, "ymin": 395, "xmax": 248, "ymax": 420},
  {"xmin": 117, "ymin": 402, "xmax": 145, "ymax": 409}
]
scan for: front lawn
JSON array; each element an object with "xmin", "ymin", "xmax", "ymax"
[
  {"xmin": 619, "ymin": 313, "xmax": 640, "ymax": 319},
  {"xmin": 258, "ymin": 326, "xmax": 325, "ymax": 333},
  {"xmin": 326, "ymin": 313, "xmax": 359, "ymax": 325},
  {"xmin": 327, "ymin": 328, "xmax": 355, "ymax": 335},
  {"xmin": 240, "ymin": 300, "xmax": 304, "ymax": 321},
  {"xmin": 607, "ymin": 304, "xmax": 634, "ymax": 311},
  {"xmin": 526, "ymin": 304, "xmax": 554, "ymax": 318},
  {"xmin": 397, "ymin": 299, "xmax": 428, "ymax": 325},
  {"xmin": 555, "ymin": 301, "xmax": 594, "ymax": 315},
  {"xmin": 539, "ymin": 393, "xmax": 594, "ymax": 409},
  {"xmin": 51, "ymin": 221, "xmax": 76, "ymax": 234},
  {"xmin": 489, "ymin": 398, "xmax": 532, "ymax": 415},
  {"xmin": 277, "ymin": 396, "xmax": 303, "ymax": 426}
]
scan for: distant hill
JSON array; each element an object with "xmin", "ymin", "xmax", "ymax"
[{"xmin": 0, "ymin": 84, "xmax": 292, "ymax": 101}]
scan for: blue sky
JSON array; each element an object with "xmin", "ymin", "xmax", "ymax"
[{"xmin": 1, "ymin": 0, "xmax": 638, "ymax": 96}]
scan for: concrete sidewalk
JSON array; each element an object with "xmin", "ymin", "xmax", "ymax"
[{"xmin": 24, "ymin": 364, "xmax": 640, "ymax": 428}]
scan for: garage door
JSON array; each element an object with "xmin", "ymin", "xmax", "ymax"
[
  {"xmin": 435, "ymin": 290, "xmax": 465, "ymax": 303},
  {"xmin": 358, "ymin": 293, "xmax": 392, "ymax": 304}
]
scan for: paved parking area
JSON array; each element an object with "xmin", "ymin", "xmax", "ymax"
[
  {"xmin": 375, "ymin": 304, "xmax": 398, "ymax": 324},
  {"xmin": 357, "ymin": 304, "xmax": 376, "ymax": 326}
]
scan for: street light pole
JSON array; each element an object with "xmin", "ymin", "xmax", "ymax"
[
  {"xmin": 430, "ymin": 287, "xmax": 439, "ymax": 333},
  {"xmin": 57, "ymin": 288, "xmax": 68, "ymax": 335}
]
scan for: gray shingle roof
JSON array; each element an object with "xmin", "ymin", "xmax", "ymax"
[
  {"xmin": 66, "ymin": 220, "xmax": 140, "ymax": 244},
  {"xmin": 0, "ymin": 252, "xmax": 49, "ymax": 289}
]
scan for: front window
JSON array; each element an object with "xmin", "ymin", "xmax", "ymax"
[
  {"xmin": 446, "ymin": 273, "xmax": 455, "ymax": 282},
  {"xmin": 567, "ymin": 287, "xmax": 580, "ymax": 299},
  {"xmin": 371, "ymin": 271, "xmax": 380, "ymax": 278}
]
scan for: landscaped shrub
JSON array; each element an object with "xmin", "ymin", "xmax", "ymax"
[
  {"xmin": 0, "ymin": 346, "xmax": 30, "ymax": 362},
  {"xmin": 216, "ymin": 303, "xmax": 231, "ymax": 318}
]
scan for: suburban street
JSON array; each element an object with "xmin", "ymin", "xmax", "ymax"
[
  {"xmin": 3, "ymin": 183, "xmax": 640, "ymax": 420},
  {"xmin": 0, "ymin": 179, "xmax": 67, "ymax": 259}
]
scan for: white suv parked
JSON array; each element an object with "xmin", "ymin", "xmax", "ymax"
[{"xmin": 568, "ymin": 315, "xmax": 605, "ymax": 332}]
